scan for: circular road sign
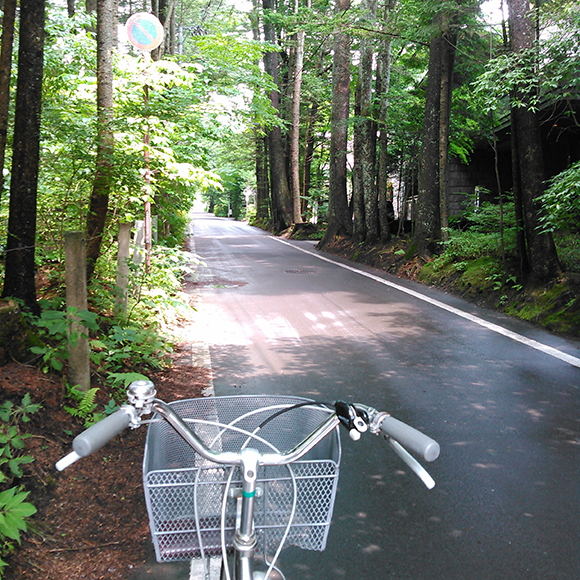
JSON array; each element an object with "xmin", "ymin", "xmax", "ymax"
[{"xmin": 126, "ymin": 13, "xmax": 164, "ymax": 52}]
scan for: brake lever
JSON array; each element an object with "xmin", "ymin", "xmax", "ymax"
[
  {"xmin": 335, "ymin": 401, "xmax": 369, "ymax": 440},
  {"xmin": 387, "ymin": 438, "xmax": 436, "ymax": 489}
]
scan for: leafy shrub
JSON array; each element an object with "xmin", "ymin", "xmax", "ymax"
[
  {"xmin": 0, "ymin": 488, "xmax": 37, "ymax": 575},
  {"xmin": 124, "ymin": 245, "xmax": 202, "ymax": 327},
  {"xmin": 91, "ymin": 324, "xmax": 173, "ymax": 374},
  {"xmin": 28, "ymin": 304, "xmax": 169, "ymax": 419},
  {"xmin": 0, "ymin": 395, "xmax": 41, "ymax": 484},
  {"xmin": 441, "ymin": 230, "xmax": 502, "ymax": 261},
  {"xmin": 540, "ymin": 160, "xmax": 580, "ymax": 234},
  {"xmin": 464, "ymin": 200, "xmax": 517, "ymax": 234},
  {"xmin": 439, "ymin": 201, "xmax": 518, "ymax": 263},
  {"xmin": 29, "ymin": 308, "xmax": 99, "ymax": 373},
  {"xmin": 0, "ymin": 395, "xmax": 41, "ymax": 576},
  {"xmin": 553, "ymin": 232, "xmax": 580, "ymax": 273}
]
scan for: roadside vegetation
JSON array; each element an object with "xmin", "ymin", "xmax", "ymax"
[{"xmin": 0, "ymin": 239, "xmax": 201, "ymax": 574}]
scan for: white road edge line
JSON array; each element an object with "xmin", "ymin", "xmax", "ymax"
[{"xmin": 274, "ymin": 238, "xmax": 580, "ymax": 369}]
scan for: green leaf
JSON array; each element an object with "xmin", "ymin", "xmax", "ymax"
[
  {"xmin": 8, "ymin": 456, "xmax": 34, "ymax": 477},
  {"xmin": 38, "ymin": 310, "xmax": 68, "ymax": 335},
  {"xmin": 108, "ymin": 372, "xmax": 150, "ymax": 388},
  {"xmin": 30, "ymin": 346, "xmax": 48, "ymax": 355},
  {"xmin": 0, "ymin": 405, "xmax": 10, "ymax": 422},
  {"xmin": 0, "ymin": 487, "xmax": 37, "ymax": 542},
  {"xmin": 20, "ymin": 393, "xmax": 41, "ymax": 415},
  {"xmin": 50, "ymin": 358, "xmax": 64, "ymax": 372},
  {"xmin": 74, "ymin": 309, "xmax": 100, "ymax": 331}
]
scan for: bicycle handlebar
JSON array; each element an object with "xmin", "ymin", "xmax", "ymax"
[
  {"xmin": 55, "ymin": 382, "xmax": 439, "ymax": 488},
  {"xmin": 376, "ymin": 414, "xmax": 440, "ymax": 463},
  {"xmin": 74, "ymin": 407, "xmax": 135, "ymax": 456},
  {"xmin": 55, "ymin": 407, "xmax": 136, "ymax": 471}
]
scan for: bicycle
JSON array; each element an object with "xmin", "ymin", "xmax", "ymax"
[{"xmin": 56, "ymin": 380, "xmax": 440, "ymax": 580}]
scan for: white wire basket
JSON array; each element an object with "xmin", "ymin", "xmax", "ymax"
[{"xmin": 143, "ymin": 395, "xmax": 341, "ymax": 563}]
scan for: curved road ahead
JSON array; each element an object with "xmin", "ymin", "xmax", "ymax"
[{"xmin": 188, "ymin": 213, "xmax": 580, "ymax": 580}]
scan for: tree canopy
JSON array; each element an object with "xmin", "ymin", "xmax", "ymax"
[{"xmin": 0, "ymin": 0, "xmax": 579, "ymax": 309}]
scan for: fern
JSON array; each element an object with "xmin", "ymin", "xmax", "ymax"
[{"xmin": 64, "ymin": 386, "xmax": 100, "ymax": 427}]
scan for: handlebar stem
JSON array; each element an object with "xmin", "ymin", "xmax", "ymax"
[{"xmin": 237, "ymin": 448, "xmax": 260, "ymax": 545}]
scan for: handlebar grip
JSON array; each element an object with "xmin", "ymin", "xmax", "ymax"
[
  {"xmin": 379, "ymin": 416, "xmax": 440, "ymax": 462},
  {"xmin": 72, "ymin": 408, "xmax": 133, "ymax": 458}
]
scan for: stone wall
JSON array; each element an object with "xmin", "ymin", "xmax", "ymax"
[{"xmin": 448, "ymin": 152, "xmax": 498, "ymax": 217}]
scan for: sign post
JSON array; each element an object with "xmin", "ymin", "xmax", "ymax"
[{"xmin": 125, "ymin": 13, "xmax": 164, "ymax": 272}]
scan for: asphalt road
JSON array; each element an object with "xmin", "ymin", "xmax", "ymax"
[{"xmin": 187, "ymin": 213, "xmax": 580, "ymax": 580}]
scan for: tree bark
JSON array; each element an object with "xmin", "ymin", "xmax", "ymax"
[
  {"xmin": 250, "ymin": 0, "xmax": 270, "ymax": 220},
  {"xmin": 0, "ymin": 300, "xmax": 31, "ymax": 364},
  {"xmin": 302, "ymin": 100, "xmax": 318, "ymax": 215},
  {"xmin": 438, "ymin": 15, "xmax": 457, "ymax": 241},
  {"xmin": 263, "ymin": 0, "xmax": 293, "ymax": 232},
  {"xmin": 255, "ymin": 132, "xmax": 270, "ymax": 219},
  {"xmin": 0, "ymin": 0, "xmax": 17, "ymax": 203},
  {"xmin": 507, "ymin": 0, "xmax": 560, "ymax": 281},
  {"xmin": 2, "ymin": 0, "xmax": 46, "ymax": 314},
  {"xmin": 85, "ymin": 0, "xmax": 115, "ymax": 283},
  {"xmin": 415, "ymin": 11, "xmax": 456, "ymax": 248},
  {"xmin": 152, "ymin": 0, "xmax": 176, "ymax": 60},
  {"xmin": 352, "ymin": 81, "xmax": 365, "ymax": 240},
  {"xmin": 290, "ymin": 0, "xmax": 308, "ymax": 224},
  {"xmin": 319, "ymin": 0, "xmax": 352, "ymax": 247},
  {"xmin": 510, "ymin": 107, "xmax": 529, "ymax": 275},
  {"xmin": 415, "ymin": 27, "xmax": 442, "ymax": 245},
  {"xmin": 376, "ymin": 0, "xmax": 395, "ymax": 242},
  {"xmin": 359, "ymin": 0, "xmax": 379, "ymax": 243}
]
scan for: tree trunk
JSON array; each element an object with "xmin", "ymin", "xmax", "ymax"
[
  {"xmin": 290, "ymin": 0, "xmax": 308, "ymax": 224},
  {"xmin": 438, "ymin": 15, "xmax": 457, "ymax": 241},
  {"xmin": 263, "ymin": 0, "xmax": 293, "ymax": 232},
  {"xmin": 507, "ymin": 0, "xmax": 560, "ymax": 281},
  {"xmin": 352, "ymin": 81, "xmax": 365, "ymax": 240},
  {"xmin": 2, "ymin": 0, "xmax": 46, "ymax": 314},
  {"xmin": 268, "ymin": 128, "xmax": 293, "ymax": 231},
  {"xmin": 0, "ymin": 300, "xmax": 31, "ymax": 364},
  {"xmin": 250, "ymin": 0, "xmax": 270, "ymax": 221},
  {"xmin": 359, "ymin": 0, "xmax": 379, "ymax": 243},
  {"xmin": 85, "ymin": 0, "xmax": 115, "ymax": 283},
  {"xmin": 0, "ymin": 0, "xmax": 17, "ymax": 203},
  {"xmin": 510, "ymin": 107, "xmax": 529, "ymax": 275},
  {"xmin": 255, "ymin": 132, "xmax": 270, "ymax": 219},
  {"xmin": 376, "ymin": 0, "xmax": 395, "ymax": 242},
  {"xmin": 302, "ymin": 100, "xmax": 318, "ymax": 215},
  {"xmin": 319, "ymin": 0, "xmax": 352, "ymax": 247},
  {"xmin": 415, "ymin": 23, "xmax": 443, "ymax": 245},
  {"xmin": 152, "ymin": 0, "xmax": 175, "ymax": 60}
]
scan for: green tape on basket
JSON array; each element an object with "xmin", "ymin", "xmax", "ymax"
[{"xmin": 243, "ymin": 490, "xmax": 256, "ymax": 498}]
